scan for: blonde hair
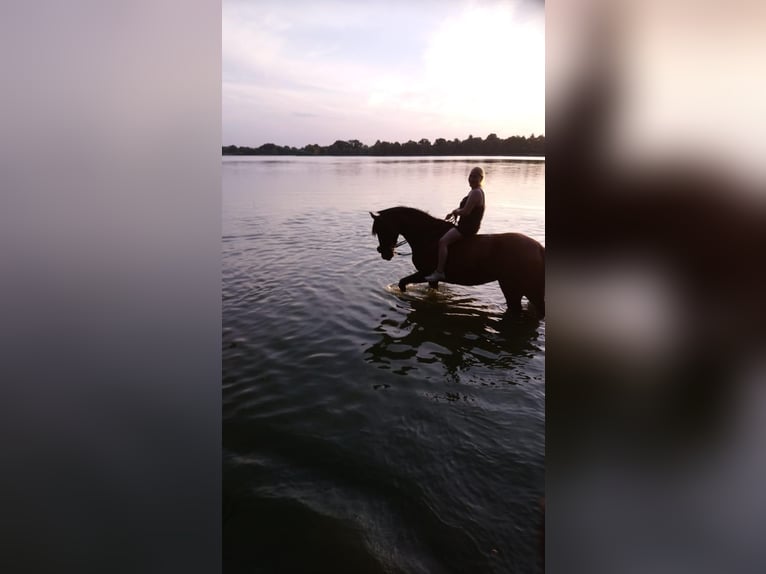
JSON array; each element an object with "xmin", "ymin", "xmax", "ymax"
[{"xmin": 470, "ymin": 167, "xmax": 484, "ymax": 181}]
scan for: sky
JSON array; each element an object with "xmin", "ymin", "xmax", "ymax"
[{"xmin": 223, "ymin": 0, "xmax": 545, "ymax": 148}]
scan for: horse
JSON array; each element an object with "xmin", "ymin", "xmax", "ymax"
[{"xmin": 370, "ymin": 206, "xmax": 545, "ymax": 317}]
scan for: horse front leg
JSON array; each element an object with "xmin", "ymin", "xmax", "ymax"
[{"xmin": 398, "ymin": 271, "xmax": 427, "ymax": 292}]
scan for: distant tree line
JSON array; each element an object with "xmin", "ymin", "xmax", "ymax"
[{"xmin": 222, "ymin": 133, "xmax": 544, "ymax": 156}]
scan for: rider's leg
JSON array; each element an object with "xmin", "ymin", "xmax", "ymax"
[{"xmin": 425, "ymin": 227, "xmax": 462, "ymax": 281}]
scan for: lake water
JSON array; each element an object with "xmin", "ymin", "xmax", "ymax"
[{"xmin": 223, "ymin": 156, "xmax": 545, "ymax": 573}]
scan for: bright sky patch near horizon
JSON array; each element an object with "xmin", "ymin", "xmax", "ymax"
[{"xmin": 223, "ymin": 0, "xmax": 544, "ymax": 148}]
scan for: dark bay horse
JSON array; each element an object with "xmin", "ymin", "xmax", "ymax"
[{"xmin": 370, "ymin": 206, "xmax": 545, "ymax": 317}]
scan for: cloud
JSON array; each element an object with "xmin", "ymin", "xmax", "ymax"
[{"xmin": 222, "ymin": 0, "xmax": 545, "ymax": 145}]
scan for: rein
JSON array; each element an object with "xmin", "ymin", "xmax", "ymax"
[{"xmin": 392, "ymin": 237, "xmax": 410, "ymax": 255}]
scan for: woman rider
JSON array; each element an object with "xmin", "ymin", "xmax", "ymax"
[{"xmin": 424, "ymin": 166, "xmax": 485, "ymax": 282}]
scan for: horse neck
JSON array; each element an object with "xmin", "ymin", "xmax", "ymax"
[{"xmin": 395, "ymin": 209, "xmax": 450, "ymax": 246}]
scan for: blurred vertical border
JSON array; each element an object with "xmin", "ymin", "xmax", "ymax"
[
  {"xmin": 547, "ymin": 0, "xmax": 766, "ymax": 572},
  {"xmin": 0, "ymin": 1, "xmax": 222, "ymax": 572}
]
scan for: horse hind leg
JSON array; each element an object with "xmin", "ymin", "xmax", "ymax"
[
  {"xmin": 529, "ymin": 293, "xmax": 545, "ymax": 318},
  {"xmin": 528, "ymin": 275, "xmax": 546, "ymax": 318},
  {"xmin": 499, "ymin": 281, "xmax": 523, "ymax": 316}
]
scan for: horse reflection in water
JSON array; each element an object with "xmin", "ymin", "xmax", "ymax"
[
  {"xmin": 370, "ymin": 207, "xmax": 544, "ymax": 317},
  {"xmin": 364, "ymin": 294, "xmax": 543, "ymax": 381}
]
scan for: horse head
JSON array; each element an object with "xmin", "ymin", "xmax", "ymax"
[{"xmin": 370, "ymin": 211, "xmax": 398, "ymax": 260}]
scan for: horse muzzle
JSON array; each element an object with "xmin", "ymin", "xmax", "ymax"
[{"xmin": 377, "ymin": 246, "xmax": 394, "ymax": 260}]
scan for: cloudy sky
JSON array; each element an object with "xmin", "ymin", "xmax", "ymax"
[{"xmin": 223, "ymin": 0, "xmax": 544, "ymax": 147}]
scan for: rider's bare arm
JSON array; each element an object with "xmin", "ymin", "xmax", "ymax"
[{"xmin": 452, "ymin": 188, "xmax": 483, "ymax": 217}]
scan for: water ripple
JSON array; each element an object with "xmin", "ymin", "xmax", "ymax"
[{"xmin": 224, "ymin": 158, "xmax": 545, "ymax": 573}]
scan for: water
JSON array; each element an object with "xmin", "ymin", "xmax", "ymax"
[{"xmin": 223, "ymin": 156, "xmax": 545, "ymax": 573}]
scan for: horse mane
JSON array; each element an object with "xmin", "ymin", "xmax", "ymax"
[{"xmin": 375, "ymin": 206, "xmax": 452, "ymax": 235}]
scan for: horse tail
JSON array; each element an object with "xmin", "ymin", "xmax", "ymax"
[{"xmin": 532, "ymin": 242, "xmax": 546, "ymax": 318}]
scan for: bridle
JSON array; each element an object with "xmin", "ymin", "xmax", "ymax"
[
  {"xmin": 371, "ymin": 212, "xmax": 408, "ymax": 254},
  {"xmin": 376, "ymin": 237, "xmax": 408, "ymax": 256}
]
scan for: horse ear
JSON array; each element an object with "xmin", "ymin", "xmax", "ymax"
[{"xmin": 369, "ymin": 211, "xmax": 378, "ymax": 219}]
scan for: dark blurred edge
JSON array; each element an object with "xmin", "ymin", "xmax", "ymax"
[
  {"xmin": 546, "ymin": 1, "xmax": 766, "ymax": 573},
  {"xmin": 0, "ymin": 2, "xmax": 222, "ymax": 573}
]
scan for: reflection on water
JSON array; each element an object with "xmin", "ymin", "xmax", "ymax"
[
  {"xmin": 224, "ymin": 156, "xmax": 545, "ymax": 573},
  {"xmin": 365, "ymin": 284, "xmax": 543, "ymax": 383}
]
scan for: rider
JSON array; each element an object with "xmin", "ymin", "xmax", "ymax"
[{"xmin": 425, "ymin": 166, "xmax": 486, "ymax": 282}]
